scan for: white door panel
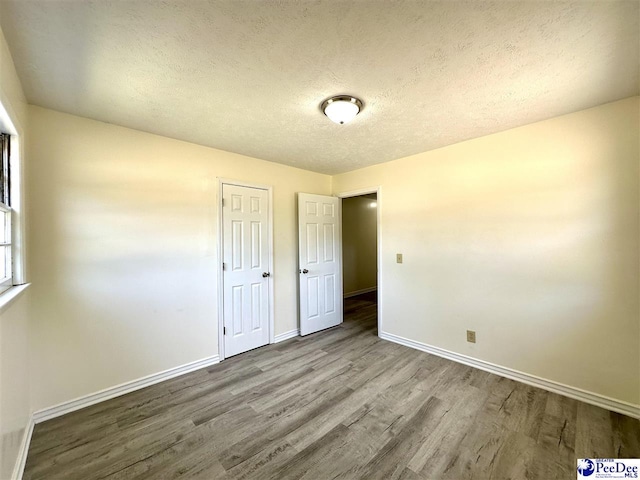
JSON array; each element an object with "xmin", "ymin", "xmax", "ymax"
[
  {"xmin": 298, "ymin": 193, "xmax": 342, "ymax": 335},
  {"xmin": 223, "ymin": 184, "xmax": 270, "ymax": 357}
]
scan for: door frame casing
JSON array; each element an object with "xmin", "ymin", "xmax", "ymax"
[
  {"xmin": 336, "ymin": 186, "xmax": 382, "ymax": 335},
  {"xmin": 217, "ymin": 178, "xmax": 275, "ymax": 361}
]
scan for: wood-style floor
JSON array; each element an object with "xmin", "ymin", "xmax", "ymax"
[{"xmin": 24, "ymin": 292, "xmax": 639, "ymax": 480}]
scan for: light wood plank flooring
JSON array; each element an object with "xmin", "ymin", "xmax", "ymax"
[{"xmin": 24, "ymin": 292, "xmax": 639, "ymax": 479}]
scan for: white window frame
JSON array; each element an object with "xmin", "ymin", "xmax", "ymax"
[
  {"xmin": 0, "ymin": 204, "xmax": 12, "ymax": 294},
  {"xmin": 0, "ymin": 93, "xmax": 27, "ymax": 295},
  {"xmin": 0, "ymin": 134, "xmax": 12, "ymax": 293}
]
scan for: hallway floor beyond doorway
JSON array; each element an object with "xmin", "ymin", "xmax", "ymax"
[{"xmin": 343, "ymin": 290, "xmax": 377, "ymax": 335}]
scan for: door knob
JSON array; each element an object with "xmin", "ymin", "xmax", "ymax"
[
  {"xmin": 262, "ymin": 272, "xmax": 271, "ymax": 278},
  {"xmin": 301, "ymin": 269, "xmax": 309, "ymax": 274}
]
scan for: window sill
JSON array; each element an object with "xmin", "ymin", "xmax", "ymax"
[{"xmin": 0, "ymin": 283, "xmax": 30, "ymax": 315}]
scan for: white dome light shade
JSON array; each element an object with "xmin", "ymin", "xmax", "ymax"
[{"xmin": 321, "ymin": 96, "xmax": 363, "ymax": 125}]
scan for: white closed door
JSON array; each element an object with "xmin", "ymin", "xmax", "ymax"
[
  {"xmin": 298, "ymin": 193, "xmax": 342, "ymax": 336},
  {"xmin": 223, "ymin": 184, "xmax": 270, "ymax": 357}
]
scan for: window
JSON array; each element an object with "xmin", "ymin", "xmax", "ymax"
[{"xmin": 0, "ymin": 134, "xmax": 12, "ymax": 293}]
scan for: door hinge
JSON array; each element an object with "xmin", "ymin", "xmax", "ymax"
[
  {"xmin": 222, "ymin": 262, "xmax": 226, "ymax": 271},
  {"xmin": 223, "ymin": 327, "xmax": 226, "ymax": 335},
  {"xmin": 222, "ymin": 198, "xmax": 225, "ymax": 207}
]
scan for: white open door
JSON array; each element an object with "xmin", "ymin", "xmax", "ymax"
[
  {"xmin": 298, "ymin": 193, "xmax": 343, "ymax": 335},
  {"xmin": 222, "ymin": 183, "xmax": 271, "ymax": 357}
]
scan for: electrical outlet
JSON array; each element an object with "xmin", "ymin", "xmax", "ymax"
[
  {"xmin": 396, "ymin": 253, "xmax": 403, "ymax": 263},
  {"xmin": 466, "ymin": 330, "xmax": 476, "ymax": 343}
]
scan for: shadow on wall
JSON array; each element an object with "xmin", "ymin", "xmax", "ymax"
[{"xmin": 29, "ymin": 137, "xmax": 219, "ymax": 405}]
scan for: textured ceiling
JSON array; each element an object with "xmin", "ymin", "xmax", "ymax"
[{"xmin": 1, "ymin": 1, "xmax": 638, "ymax": 174}]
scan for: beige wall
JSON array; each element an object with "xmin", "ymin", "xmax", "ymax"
[
  {"xmin": 28, "ymin": 106, "xmax": 330, "ymax": 410},
  {"xmin": 333, "ymin": 97, "xmax": 640, "ymax": 406},
  {"xmin": 0, "ymin": 19, "xmax": 31, "ymax": 480},
  {"xmin": 342, "ymin": 195, "xmax": 377, "ymax": 295}
]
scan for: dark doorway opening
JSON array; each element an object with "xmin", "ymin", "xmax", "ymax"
[{"xmin": 341, "ymin": 193, "xmax": 378, "ymax": 335}]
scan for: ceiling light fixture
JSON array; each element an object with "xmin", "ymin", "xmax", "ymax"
[{"xmin": 321, "ymin": 95, "xmax": 363, "ymax": 125}]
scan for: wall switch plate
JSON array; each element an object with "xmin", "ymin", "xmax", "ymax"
[
  {"xmin": 467, "ymin": 330, "xmax": 476, "ymax": 343},
  {"xmin": 396, "ymin": 253, "xmax": 403, "ymax": 263}
]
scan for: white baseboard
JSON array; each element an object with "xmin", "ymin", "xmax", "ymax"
[
  {"xmin": 32, "ymin": 355, "xmax": 220, "ymax": 424},
  {"xmin": 274, "ymin": 329, "xmax": 300, "ymax": 343},
  {"xmin": 11, "ymin": 416, "xmax": 34, "ymax": 480},
  {"xmin": 379, "ymin": 331, "xmax": 640, "ymax": 419},
  {"xmin": 343, "ymin": 287, "xmax": 377, "ymax": 298}
]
